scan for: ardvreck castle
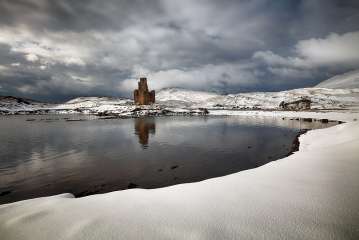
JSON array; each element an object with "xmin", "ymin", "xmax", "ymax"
[{"xmin": 134, "ymin": 77, "xmax": 155, "ymax": 105}]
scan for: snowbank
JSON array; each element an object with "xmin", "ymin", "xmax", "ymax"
[
  {"xmin": 1, "ymin": 115, "xmax": 359, "ymax": 239},
  {"xmin": 209, "ymin": 109, "xmax": 359, "ymax": 122}
]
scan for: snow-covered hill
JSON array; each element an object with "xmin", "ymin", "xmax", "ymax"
[
  {"xmin": 316, "ymin": 69, "xmax": 359, "ymax": 89},
  {"xmin": 157, "ymin": 87, "xmax": 359, "ymax": 110},
  {"xmin": 49, "ymin": 97, "xmax": 135, "ymax": 115},
  {"xmin": 58, "ymin": 97, "xmax": 131, "ymax": 108},
  {"xmin": 2, "ymin": 87, "xmax": 359, "ymax": 115},
  {"xmin": 0, "ymin": 96, "xmax": 50, "ymax": 113},
  {"xmin": 157, "ymin": 88, "xmax": 219, "ymax": 102}
]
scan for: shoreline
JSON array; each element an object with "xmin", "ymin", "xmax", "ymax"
[{"xmin": 1, "ymin": 111, "xmax": 358, "ymax": 239}]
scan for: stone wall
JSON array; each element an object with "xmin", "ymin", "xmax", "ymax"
[{"xmin": 134, "ymin": 78, "xmax": 155, "ymax": 105}]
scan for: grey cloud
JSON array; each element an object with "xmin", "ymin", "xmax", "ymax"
[
  {"xmin": 0, "ymin": 0, "xmax": 359, "ymax": 101},
  {"xmin": 0, "ymin": 0, "xmax": 164, "ymax": 31},
  {"xmin": 253, "ymin": 31, "xmax": 359, "ymax": 86}
]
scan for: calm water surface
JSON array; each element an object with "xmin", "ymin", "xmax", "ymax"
[{"xmin": 0, "ymin": 115, "xmax": 335, "ymax": 204}]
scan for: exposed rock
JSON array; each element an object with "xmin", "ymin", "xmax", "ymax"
[
  {"xmin": 0, "ymin": 96, "xmax": 31, "ymax": 105},
  {"xmin": 279, "ymin": 98, "xmax": 311, "ymax": 110},
  {"xmin": 198, "ymin": 108, "xmax": 209, "ymax": 114},
  {"xmin": 131, "ymin": 107, "xmax": 142, "ymax": 112},
  {"xmin": 320, "ymin": 119, "xmax": 329, "ymax": 123},
  {"xmin": 213, "ymin": 104, "xmax": 224, "ymax": 108},
  {"xmin": 161, "ymin": 109, "xmax": 174, "ymax": 115}
]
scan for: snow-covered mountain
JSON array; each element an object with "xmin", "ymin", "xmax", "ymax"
[{"xmin": 316, "ymin": 70, "xmax": 359, "ymax": 89}]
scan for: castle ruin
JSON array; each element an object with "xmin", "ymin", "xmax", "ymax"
[{"xmin": 134, "ymin": 77, "xmax": 155, "ymax": 105}]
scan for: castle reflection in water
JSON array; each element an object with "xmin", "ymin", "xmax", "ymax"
[{"xmin": 134, "ymin": 117, "xmax": 156, "ymax": 147}]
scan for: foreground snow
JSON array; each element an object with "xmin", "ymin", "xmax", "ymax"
[{"xmin": 1, "ymin": 113, "xmax": 358, "ymax": 239}]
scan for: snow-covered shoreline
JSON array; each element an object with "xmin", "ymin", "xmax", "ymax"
[
  {"xmin": 1, "ymin": 111, "xmax": 358, "ymax": 240},
  {"xmin": 209, "ymin": 109, "xmax": 359, "ymax": 122}
]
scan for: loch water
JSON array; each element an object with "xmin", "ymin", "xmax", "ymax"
[{"xmin": 0, "ymin": 115, "xmax": 336, "ymax": 204}]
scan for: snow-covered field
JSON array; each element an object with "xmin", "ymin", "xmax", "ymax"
[{"xmin": 0, "ymin": 111, "xmax": 358, "ymax": 240}]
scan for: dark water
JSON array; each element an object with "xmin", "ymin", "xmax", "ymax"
[{"xmin": 0, "ymin": 115, "xmax": 335, "ymax": 204}]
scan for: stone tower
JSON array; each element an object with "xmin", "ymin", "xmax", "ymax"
[{"xmin": 134, "ymin": 77, "xmax": 155, "ymax": 105}]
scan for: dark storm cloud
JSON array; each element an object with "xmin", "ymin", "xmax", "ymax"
[
  {"xmin": 0, "ymin": 0, "xmax": 359, "ymax": 101},
  {"xmin": 0, "ymin": 0, "xmax": 164, "ymax": 31}
]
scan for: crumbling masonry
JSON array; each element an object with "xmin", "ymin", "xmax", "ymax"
[{"xmin": 134, "ymin": 78, "xmax": 155, "ymax": 105}]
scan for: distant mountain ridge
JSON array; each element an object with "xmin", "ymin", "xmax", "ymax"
[
  {"xmin": 316, "ymin": 70, "xmax": 359, "ymax": 89},
  {"xmin": 156, "ymin": 87, "xmax": 359, "ymax": 110},
  {"xmin": 2, "ymin": 86, "xmax": 359, "ymax": 114},
  {"xmin": 0, "ymin": 96, "xmax": 49, "ymax": 113},
  {"xmin": 0, "ymin": 96, "xmax": 39, "ymax": 104}
]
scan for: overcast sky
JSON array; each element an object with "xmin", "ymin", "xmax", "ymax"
[{"xmin": 0, "ymin": 0, "xmax": 359, "ymax": 101}]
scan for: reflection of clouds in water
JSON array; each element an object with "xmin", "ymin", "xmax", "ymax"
[
  {"xmin": 153, "ymin": 116, "xmax": 336, "ymax": 147},
  {"xmin": 0, "ymin": 115, "xmax": 336, "ymax": 204},
  {"xmin": 154, "ymin": 116, "xmax": 286, "ymax": 147},
  {"xmin": 157, "ymin": 115, "xmax": 335, "ymax": 130},
  {"xmin": 1, "ymin": 149, "xmax": 89, "ymax": 187},
  {"xmin": 0, "ymin": 116, "xmax": 138, "ymax": 184},
  {"xmin": 155, "ymin": 120, "xmax": 289, "ymax": 154}
]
